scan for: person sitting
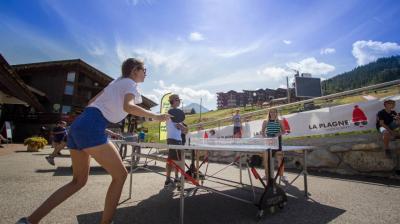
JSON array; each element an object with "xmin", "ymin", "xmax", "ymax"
[
  {"xmin": 209, "ymin": 129, "xmax": 217, "ymax": 138},
  {"xmin": 376, "ymin": 99, "xmax": 400, "ymax": 158}
]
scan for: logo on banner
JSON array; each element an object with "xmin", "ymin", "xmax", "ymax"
[
  {"xmin": 352, "ymin": 105, "xmax": 368, "ymax": 127},
  {"xmin": 282, "ymin": 118, "xmax": 291, "ymax": 134},
  {"xmin": 308, "ymin": 104, "xmax": 369, "ymax": 131}
]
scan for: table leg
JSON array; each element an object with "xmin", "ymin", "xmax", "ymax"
[
  {"xmin": 180, "ymin": 149, "xmax": 185, "ymax": 224},
  {"xmin": 303, "ymin": 149, "xmax": 308, "ymax": 198},
  {"xmin": 196, "ymin": 150, "xmax": 200, "ymax": 181},
  {"xmin": 239, "ymin": 153, "xmax": 243, "ymax": 184},
  {"xmin": 129, "ymin": 145, "xmax": 136, "ymax": 199}
]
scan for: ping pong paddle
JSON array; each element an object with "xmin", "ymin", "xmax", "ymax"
[{"xmin": 168, "ymin": 108, "xmax": 185, "ymax": 123}]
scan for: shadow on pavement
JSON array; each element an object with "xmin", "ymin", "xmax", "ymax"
[
  {"xmin": 77, "ymin": 186, "xmax": 345, "ymax": 224},
  {"xmin": 35, "ymin": 165, "xmax": 166, "ymax": 176},
  {"xmin": 285, "ymin": 168, "xmax": 400, "ymax": 187}
]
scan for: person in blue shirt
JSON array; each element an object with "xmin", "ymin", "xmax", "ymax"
[
  {"xmin": 45, "ymin": 121, "xmax": 68, "ymax": 166},
  {"xmin": 138, "ymin": 129, "xmax": 146, "ymax": 142}
]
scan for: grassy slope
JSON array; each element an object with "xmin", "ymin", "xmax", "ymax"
[{"xmin": 143, "ymin": 86, "xmax": 400, "ymax": 142}]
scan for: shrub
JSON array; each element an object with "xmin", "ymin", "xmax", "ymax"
[{"xmin": 24, "ymin": 136, "xmax": 48, "ymax": 152}]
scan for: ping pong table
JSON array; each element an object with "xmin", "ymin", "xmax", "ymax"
[{"xmin": 111, "ymin": 138, "xmax": 312, "ymax": 224}]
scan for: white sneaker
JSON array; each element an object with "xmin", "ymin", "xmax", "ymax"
[{"xmin": 281, "ymin": 176, "xmax": 289, "ymax": 182}]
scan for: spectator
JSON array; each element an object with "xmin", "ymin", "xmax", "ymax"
[
  {"xmin": 138, "ymin": 129, "xmax": 146, "ymax": 142},
  {"xmin": 376, "ymin": 99, "xmax": 400, "ymax": 158},
  {"xmin": 261, "ymin": 108, "xmax": 287, "ymax": 182},
  {"xmin": 232, "ymin": 108, "xmax": 242, "ymax": 138},
  {"xmin": 45, "ymin": 121, "xmax": 68, "ymax": 166},
  {"xmin": 209, "ymin": 129, "xmax": 217, "ymax": 138}
]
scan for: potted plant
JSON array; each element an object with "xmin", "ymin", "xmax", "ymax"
[{"xmin": 24, "ymin": 136, "xmax": 48, "ymax": 152}]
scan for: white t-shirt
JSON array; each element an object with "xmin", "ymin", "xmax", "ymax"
[
  {"xmin": 90, "ymin": 78, "xmax": 142, "ymax": 123},
  {"xmin": 167, "ymin": 120, "xmax": 182, "ymax": 141}
]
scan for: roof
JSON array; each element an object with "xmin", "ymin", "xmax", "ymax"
[
  {"xmin": 12, "ymin": 59, "xmax": 113, "ymax": 85},
  {"xmin": 139, "ymin": 96, "xmax": 158, "ymax": 108},
  {"xmin": 0, "ymin": 54, "xmax": 45, "ymax": 111}
]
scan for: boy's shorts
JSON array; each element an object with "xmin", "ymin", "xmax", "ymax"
[{"xmin": 167, "ymin": 138, "xmax": 182, "ymax": 160}]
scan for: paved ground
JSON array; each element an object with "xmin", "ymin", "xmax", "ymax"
[{"xmin": 1, "ymin": 144, "xmax": 400, "ymax": 224}]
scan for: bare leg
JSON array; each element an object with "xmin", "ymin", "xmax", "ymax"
[
  {"xmin": 27, "ymin": 150, "xmax": 90, "ymax": 224},
  {"xmin": 263, "ymin": 153, "xmax": 268, "ymax": 179},
  {"xmin": 166, "ymin": 163, "xmax": 172, "ymax": 179},
  {"xmin": 85, "ymin": 142, "xmax": 128, "ymax": 224},
  {"xmin": 50, "ymin": 142, "xmax": 66, "ymax": 157},
  {"xmin": 276, "ymin": 152, "xmax": 284, "ymax": 176},
  {"xmin": 383, "ymin": 131, "xmax": 391, "ymax": 150}
]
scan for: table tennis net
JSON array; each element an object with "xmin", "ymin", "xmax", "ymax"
[{"xmin": 189, "ymin": 137, "xmax": 279, "ymax": 148}]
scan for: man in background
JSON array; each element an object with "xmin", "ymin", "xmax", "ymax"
[{"xmin": 232, "ymin": 109, "xmax": 242, "ymax": 138}]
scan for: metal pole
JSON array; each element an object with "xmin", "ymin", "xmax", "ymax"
[
  {"xmin": 286, "ymin": 76, "xmax": 291, "ymax": 104},
  {"xmin": 129, "ymin": 145, "xmax": 135, "ymax": 199},
  {"xmin": 304, "ymin": 149, "xmax": 308, "ymax": 198},
  {"xmin": 180, "ymin": 149, "xmax": 185, "ymax": 224},
  {"xmin": 199, "ymin": 98, "xmax": 202, "ymax": 121}
]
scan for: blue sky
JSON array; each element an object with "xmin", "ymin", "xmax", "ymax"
[{"xmin": 1, "ymin": 0, "xmax": 400, "ymax": 110}]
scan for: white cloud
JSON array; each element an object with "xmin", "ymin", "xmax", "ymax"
[
  {"xmin": 352, "ymin": 40, "xmax": 400, "ymax": 65},
  {"xmin": 320, "ymin": 48, "xmax": 336, "ymax": 55},
  {"xmin": 115, "ymin": 43, "xmax": 188, "ymax": 74},
  {"xmin": 189, "ymin": 32, "xmax": 205, "ymax": 41},
  {"xmin": 286, "ymin": 57, "xmax": 335, "ymax": 75},
  {"xmin": 283, "ymin": 40, "xmax": 292, "ymax": 45},
  {"xmin": 279, "ymin": 84, "xmax": 287, "ymax": 89},
  {"xmin": 153, "ymin": 80, "xmax": 215, "ymax": 107},
  {"xmin": 257, "ymin": 67, "xmax": 291, "ymax": 81},
  {"xmin": 212, "ymin": 41, "xmax": 261, "ymax": 58}
]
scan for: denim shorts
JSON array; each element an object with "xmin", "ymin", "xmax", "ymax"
[
  {"xmin": 67, "ymin": 107, "xmax": 108, "ymax": 150},
  {"xmin": 379, "ymin": 121, "xmax": 399, "ymax": 133}
]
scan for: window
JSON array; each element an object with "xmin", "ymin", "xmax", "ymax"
[
  {"xmin": 64, "ymin": 83, "xmax": 74, "ymax": 95},
  {"xmin": 61, "ymin": 105, "xmax": 71, "ymax": 114},
  {"xmin": 67, "ymin": 71, "xmax": 76, "ymax": 82}
]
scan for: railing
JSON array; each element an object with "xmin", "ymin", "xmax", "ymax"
[{"xmin": 189, "ymin": 79, "xmax": 400, "ymax": 130}]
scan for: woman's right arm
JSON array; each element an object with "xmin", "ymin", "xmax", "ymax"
[
  {"xmin": 261, "ymin": 120, "xmax": 267, "ymax": 138},
  {"xmin": 123, "ymin": 94, "xmax": 169, "ymax": 121}
]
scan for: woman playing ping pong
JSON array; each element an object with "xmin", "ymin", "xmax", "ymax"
[
  {"xmin": 261, "ymin": 108, "xmax": 287, "ymax": 182},
  {"xmin": 17, "ymin": 58, "xmax": 170, "ymax": 224}
]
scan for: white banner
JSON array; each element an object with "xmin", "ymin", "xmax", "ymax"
[{"xmin": 189, "ymin": 95, "xmax": 400, "ymax": 138}]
